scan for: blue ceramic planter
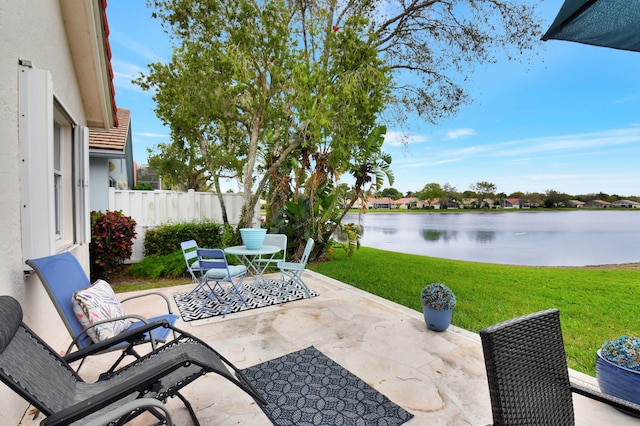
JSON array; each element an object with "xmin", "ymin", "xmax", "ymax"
[
  {"xmin": 423, "ymin": 306, "xmax": 453, "ymax": 332},
  {"xmin": 240, "ymin": 228, "xmax": 267, "ymax": 250},
  {"xmin": 597, "ymin": 349, "xmax": 640, "ymax": 413}
]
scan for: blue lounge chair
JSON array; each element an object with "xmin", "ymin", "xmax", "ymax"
[{"xmin": 26, "ymin": 252, "xmax": 179, "ymax": 373}]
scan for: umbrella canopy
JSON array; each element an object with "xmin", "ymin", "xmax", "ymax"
[{"xmin": 542, "ymin": 0, "xmax": 640, "ymax": 52}]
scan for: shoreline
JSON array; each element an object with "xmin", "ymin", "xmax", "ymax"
[{"xmin": 582, "ymin": 262, "xmax": 640, "ymax": 270}]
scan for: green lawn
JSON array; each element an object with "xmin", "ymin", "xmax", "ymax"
[{"xmin": 309, "ymin": 246, "xmax": 640, "ymax": 376}]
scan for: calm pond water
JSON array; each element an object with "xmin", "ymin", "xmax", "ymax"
[{"xmin": 344, "ymin": 210, "xmax": 640, "ymax": 266}]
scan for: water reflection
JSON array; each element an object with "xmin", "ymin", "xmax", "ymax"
[
  {"xmin": 471, "ymin": 231, "xmax": 496, "ymax": 244},
  {"xmin": 422, "ymin": 229, "xmax": 445, "ymax": 241},
  {"xmin": 345, "ymin": 210, "xmax": 640, "ymax": 266}
]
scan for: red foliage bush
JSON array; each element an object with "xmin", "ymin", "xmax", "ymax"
[{"xmin": 90, "ymin": 210, "xmax": 137, "ymax": 281}]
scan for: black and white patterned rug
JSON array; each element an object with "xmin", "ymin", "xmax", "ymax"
[
  {"xmin": 240, "ymin": 346, "xmax": 414, "ymax": 425},
  {"xmin": 173, "ymin": 279, "xmax": 318, "ymax": 322}
]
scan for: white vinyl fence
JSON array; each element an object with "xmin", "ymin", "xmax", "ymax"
[{"xmin": 108, "ymin": 188, "xmax": 259, "ymax": 262}]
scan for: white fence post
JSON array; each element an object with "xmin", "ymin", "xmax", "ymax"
[{"xmin": 108, "ymin": 188, "xmax": 259, "ymax": 262}]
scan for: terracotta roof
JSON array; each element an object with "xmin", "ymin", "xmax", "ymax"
[
  {"xmin": 393, "ymin": 197, "xmax": 418, "ymax": 204},
  {"xmin": 89, "ymin": 108, "xmax": 130, "ymax": 151},
  {"xmin": 102, "ymin": 0, "xmax": 118, "ymax": 126},
  {"xmin": 367, "ymin": 197, "xmax": 393, "ymax": 203}
]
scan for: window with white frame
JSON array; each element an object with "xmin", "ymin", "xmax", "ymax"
[
  {"xmin": 53, "ymin": 121, "xmax": 63, "ymax": 240},
  {"xmin": 53, "ymin": 105, "xmax": 76, "ymax": 248}
]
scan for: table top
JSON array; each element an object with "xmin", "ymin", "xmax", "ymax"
[{"xmin": 224, "ymin": 245, "xmax": 281, "ymax": 256}]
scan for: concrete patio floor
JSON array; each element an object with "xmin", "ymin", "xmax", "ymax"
[{"xmin": 21, "ymin": 271, "xmax": 640, "ymax": 425}]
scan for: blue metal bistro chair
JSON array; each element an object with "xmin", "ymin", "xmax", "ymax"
[
  {"xmin": 196, "ymin": 248, "xmax": 248, "ymax": 317},
  {"xmin": 277, "ymin": 238, "xmax": 314, "ymax": 299},
  {"xmin": 181, "ymin": 239, "xmax": 212, "ymax": 297}
]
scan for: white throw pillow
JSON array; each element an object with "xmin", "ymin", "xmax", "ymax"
[{"xmin": 72, "ymin": 279, "xmax": 131, "ymax": 344}]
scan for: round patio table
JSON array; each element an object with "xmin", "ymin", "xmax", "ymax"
[{"xmin": 224, "ymin": 245, "xmax": 281, "ymax": 288}]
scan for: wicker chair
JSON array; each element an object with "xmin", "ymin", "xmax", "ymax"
[
  {"xmin": 480, "ymin": 309, "xmax": 640, "ymax": 425},
  {"xmin": 0, "ymin": 295, "xmax": 266, "ymax": 425}
]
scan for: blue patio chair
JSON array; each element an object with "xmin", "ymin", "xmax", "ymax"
[
  {"xmin": 181, "ymin": 239, "xmax": 211, "ymax": 297},
  {"xmin": 254, "ymin": 233, "xmax": 287, "ymax": 284},
  {"xmin": 197, "ymin": 248, "xmax": 248, "ymax": 317},
  {"xmin": 277, "ymin": 238, "xmax": 314, "ymax": 298},
  {"xmin": 26, "ymin": 252, "xmax": 178, "ymax": 374}
]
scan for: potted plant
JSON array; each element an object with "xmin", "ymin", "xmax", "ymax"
[
  {"xmin": 420, "ymin": 283, "xmax": 456, "ymax": 332},
  {"xmin": 240, "ymin": 227, "xmax": 267, "ymax": 250},
  {"xmin": 596, "ymin": 335, "xmax": 640, "ymax": 410}
]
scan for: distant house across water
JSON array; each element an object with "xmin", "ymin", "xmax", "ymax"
[
  {"xmin": 584, "ymin": 200, "xmax": 611, "ymax": 208},
  {"xmin": 611, "ymin": 199, "xmax": 640, "ymax": 208}
]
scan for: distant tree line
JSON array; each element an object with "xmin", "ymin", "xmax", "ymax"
[{"xmin": 376, "ymin": 182, "xmax": 639, "ymax": 209}]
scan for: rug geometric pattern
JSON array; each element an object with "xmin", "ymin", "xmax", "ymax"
[
  {"xmin": 240, "ymin": 346, "xmax": 414, "ymax": 426},
  {"xmin": 173, "ymin": 279, "xmax": 318, "ymax": 322}
]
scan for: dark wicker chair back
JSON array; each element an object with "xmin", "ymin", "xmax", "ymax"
[
  {"xmin": 480, "ymin": 309, "xmax": 574, "ymax": 425},
  {"xmin": 480, "ymin": 308, "xmax": 640, "ymax": 425}
]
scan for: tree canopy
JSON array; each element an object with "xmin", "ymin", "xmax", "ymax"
[{"xmin": 137, "ymin": 0, "xmax": 542, "ymax": 255}]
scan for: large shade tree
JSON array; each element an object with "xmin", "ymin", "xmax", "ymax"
[{"xmin": 138, "ymin": 0, "xmax": 541, "ymax": 255}]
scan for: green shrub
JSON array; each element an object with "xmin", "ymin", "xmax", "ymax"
[
  {"xmin": 144, "ymin": 221, "xmax": 240, "ymax": 256},
  {"xmin": 127, "ymin": 251, "xmax": 187, "ymax": 279},
  {"xmin": 90, "ymin": 210, "xmax": 137, "ymax": 281}
]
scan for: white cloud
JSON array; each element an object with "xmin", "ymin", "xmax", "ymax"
[
  {"xmin": 110, "ymin": 31, "xmax": 166, "ymax": 64},
  {"xmin": 383, "ymin": 131, "xmax": 428, "ymax": 147},
  {"xmin": 112, "ymin": 59, "xmax": 148, "ymax": 92},
  {"xmin": 614, "ymin": 93, "xmax": 640, "ymax": 104},
  {"xmin": 446, "ymin": 128, "xmax": 476, "ymax": 140},
  {"xmin": 446, "ymin": 146, "xmax": 488, "ymax": 156},
  {"xmin": 135, "ymin": 132, "xmax": 168, "ymax": 138},
  {"xmin": 493, "ymin": 127, "xmax": 640, "ymax": 157},
  {"xmin": 396, "ymin": 157, "xmax": 464, "ymax": 169}
]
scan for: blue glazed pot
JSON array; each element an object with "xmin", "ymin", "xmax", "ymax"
[
  {"xmin": 240, "ymin": 228, "xmax": 267, "ymax": 250},
  {"xmin": 422, "ymin": 306, "xmax": 453, "ymax": 332},
  {"xmin": 596, "ymin": 349, "xmax": 640, "ymax": 414}
]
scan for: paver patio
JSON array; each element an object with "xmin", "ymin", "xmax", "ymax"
[{"xmin": 19, "ymin": 271, "xmax": 640, "ymax": 425}]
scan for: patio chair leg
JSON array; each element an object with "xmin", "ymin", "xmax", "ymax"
[
  {"xmin": 278, "ymin": 272, "xmax": 310, "ymax": 300},
  {"xmin": 185, "ymin": 283, "xmax": 206, "ymax": 297},
  {"xmin": 197, "ymin": 281, "xmax": 228, "ymax": 315},
  {"xmin": 175, "ymin": 391, "xmax": 201, "ymax": 426}
]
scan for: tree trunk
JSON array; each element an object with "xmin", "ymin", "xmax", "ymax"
[{"xmin": 212, "ymin": 174, "xmax": 229, "ymax": 224}]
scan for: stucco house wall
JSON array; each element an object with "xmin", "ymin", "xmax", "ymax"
[
  {"xmin": 0, "ymin": 1, "xmax": 116, "ymax": 423},
  {"xmin": 90, "ymin": 108, "xmax": 135, "ymax": 212},
  {"xmin": 90, "ymin": 156, "xmax": 112, "ymax": 212}
]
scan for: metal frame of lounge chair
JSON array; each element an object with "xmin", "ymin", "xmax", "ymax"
[
  {"xmin": 277, "ymin": 237, "xmax": 314, "ymax": 299},
  {"xmin": 480, "ymin": 309, "xmax": 640, "ymax": 425},
  {"xmin": 26, "ymin": 252, "xmax": 179, "ymax": 374},
  {"xmin": 84, "ymin": 399, "xmax": 174, "ymax": 426},
  {"xmin": 0, "ymin": 295, "xmax": 266, "ymax": 426}
]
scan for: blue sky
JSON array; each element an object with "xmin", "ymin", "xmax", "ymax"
[{"xmin": 107, "ymin": 1, "xmax": 640, "ymax": 197}]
